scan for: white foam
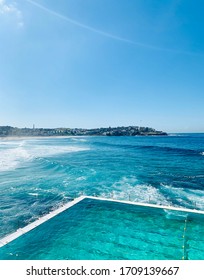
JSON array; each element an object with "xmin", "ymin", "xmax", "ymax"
[
  {"xmin": 201, "ymin": 152, "xmax": 204, "ymax": 156},
  {"xmin": 160, "ymin": 184, "xmax": 204, "ymax": 210},
  {"xmin": 101, "ymin": 177, "xmax": 204, "ymax": 210},
  {"xmin": 0, "ymin": 140, "xmax": 90, "ymax": 171},
  {"xmin": 28, "ymin": 145, "xmax": 89, "ymax": 158},
  {"xmin": 104, "ymin": 176, "xmax": 170, "ymax": 205},
  {"xmin": 76, "ymin": 176, "xmax": 86, "ymax": 181},
  {"xmin": 168, "ymin": 134, "xmax": 183, "ymax": 137},
  {"xmin": 70, "ymin": 137, "xmax": 87, "ymax": 142},
  {"xmin": 28, "ymin": 193, "xmax": 39, "ymax": 197},
  {"xmin": 0, "ymin": 146, "xmax": 31, "ymax": 171},
  {"xmin": 0, "ymin": 140, "xmax": 25, "ymax": 146}
]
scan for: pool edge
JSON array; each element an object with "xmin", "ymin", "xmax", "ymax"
[
  {"xmin": 0, "ymin": 196, "xmax": 85, "ymax": 248},
  {"xmin": 86, "ymin": 196, "xmax": 204, "ymax": 214}
]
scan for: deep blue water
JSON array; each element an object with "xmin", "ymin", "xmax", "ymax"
[{"xmin": 0, "ymin": 134, "xmax": 204, "ymax": 239}]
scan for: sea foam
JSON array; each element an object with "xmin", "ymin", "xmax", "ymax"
[
  {"xmin": 0, "ymin": 140, "xmax": 89, "ymax": 171},
  {"xmin": 160, "ymin": 184, "xmax": 204, "ymax": 210},
  {"xmin": 102, "ymin": 176, "xmax": 170, "ymax": 206}
]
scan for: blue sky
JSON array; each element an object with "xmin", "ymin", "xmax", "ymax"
[{"xmin": 0, "ymin": 0, "xmax": 203, "ymax": 132}]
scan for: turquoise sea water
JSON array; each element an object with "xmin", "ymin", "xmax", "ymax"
[
  {"xmin": 0, "ymin": 134, "xmax": 204, "ymax": 259},
  {"xmin": 0, "ymin": 198, "xmax": 204, "ymax": 260}
]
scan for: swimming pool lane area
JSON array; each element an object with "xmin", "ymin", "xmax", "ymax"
[{"xmin": 0, "ymin": 196, "xmax": 204, "ymax": 260}]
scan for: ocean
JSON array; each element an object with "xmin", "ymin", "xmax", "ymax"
[{"xmin": 0, "ymin": 134, "xmax": 204, "ymax": 239}]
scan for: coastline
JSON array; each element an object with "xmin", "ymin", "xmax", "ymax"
[
  {"xmin": 0, "ymin": 134, "xmax": 168, "ymax": 141},
  {"xmin": 0, "ymin": 135, "xmax": 86, "ymax": 141},
  {"xmin": 0, "ymin": 125, "xmax": 168, "ymax": 138}
]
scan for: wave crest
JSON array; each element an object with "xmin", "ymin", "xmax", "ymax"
[{"xmin": 0, "ymin": 140, "xmax": 89, "ymax": 171}]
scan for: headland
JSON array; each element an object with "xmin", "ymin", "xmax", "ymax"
[{"xmin": 0, "ymin": 125, "xmax": 167, "ymax": 138}]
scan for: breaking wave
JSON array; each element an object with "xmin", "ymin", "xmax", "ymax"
[
  {"xmin": 99, "ymin": 177, "xmax": 204, "ymax": 211},
  {"xmin": 0, "ymin": 140, "xmax": 89, "ymax": 171},
  {"xmin": 100, "ymin": 176, "xmax": 170, "ymax": 205}
]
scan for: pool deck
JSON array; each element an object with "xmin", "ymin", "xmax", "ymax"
[{"xmin": 1, "ymin": 195, "xmax": 204, "ymax": 248}]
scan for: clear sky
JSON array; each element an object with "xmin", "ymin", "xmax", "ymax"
[{"xmin": 0, "ymin": 0, "xmax": 203, "ymax": 132}]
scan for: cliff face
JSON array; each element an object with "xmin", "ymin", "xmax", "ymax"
[{"xmin": 0, "ymin": 126, "xmax": 167, "ymax": 137}]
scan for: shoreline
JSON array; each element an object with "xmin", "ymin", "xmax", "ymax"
[
  {"xmin": 0, "ymin": 135, "xmax": 88, "ymax": 141},
  {"xmin": 0, "ymin": 134, "xmax": 168, "ymax": 141}
]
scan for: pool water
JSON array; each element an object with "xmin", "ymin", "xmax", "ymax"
[{"xmin": 0, "ymin": 198, "xmax": 204, "ymax": 260}]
